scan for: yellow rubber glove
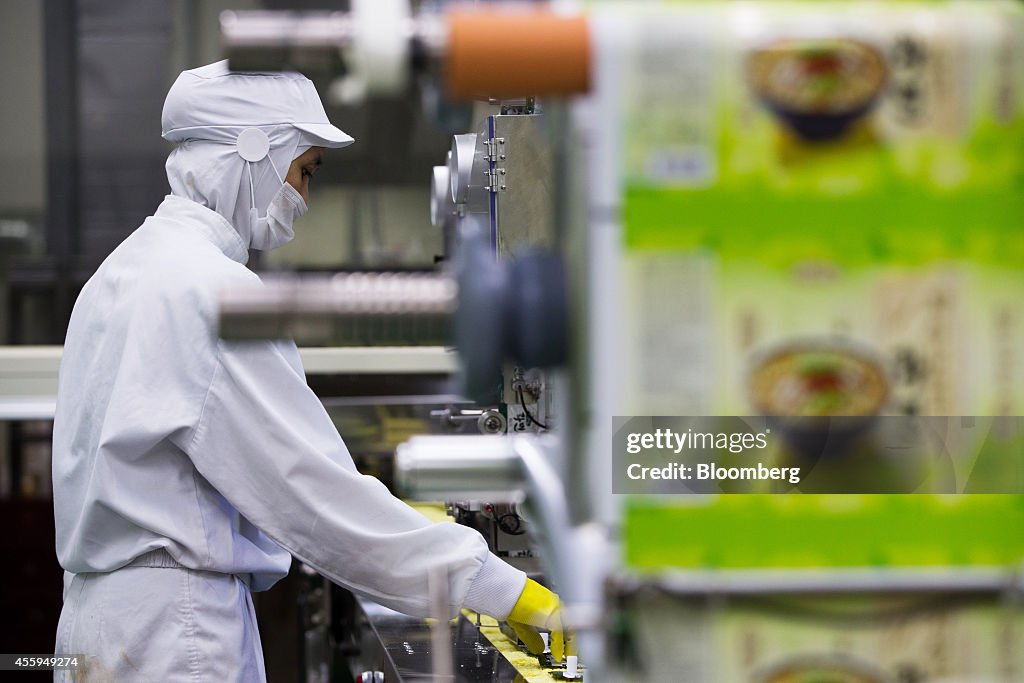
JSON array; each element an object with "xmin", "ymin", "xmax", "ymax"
[{"xmin": 506, "ymin": 579, "xmax": 571, "ymax": 662}]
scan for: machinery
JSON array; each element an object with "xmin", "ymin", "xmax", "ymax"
[{"xmin": 217, "ymin": 1, "xmax": 1024, "ymax": 681}]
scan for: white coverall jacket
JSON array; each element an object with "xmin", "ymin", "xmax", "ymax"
[{"xmin": 51, "ymin": 193, "xmax": 526, "ymax": 681}]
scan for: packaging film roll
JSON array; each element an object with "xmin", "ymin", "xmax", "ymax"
[{"xmin": 444, "ymin": 8, "xmax": 591, "ymax": 100}]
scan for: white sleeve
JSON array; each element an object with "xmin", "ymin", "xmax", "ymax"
[{"xmin": 183, "ymin": 338, "xmax": 526, "ymax": 619}]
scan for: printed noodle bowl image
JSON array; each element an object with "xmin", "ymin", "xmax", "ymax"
[
  {"xmin": 747, "ymin": 38, "xmax": 888, "ymax": 141},
  {"xmin": 748, "ymin": 342, "xmax": 889, "ymax": 417}
]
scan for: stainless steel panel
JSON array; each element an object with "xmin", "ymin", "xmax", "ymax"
[{"xmin": 492, "ymin": 114, "xmax": 555, "ymax": 257}]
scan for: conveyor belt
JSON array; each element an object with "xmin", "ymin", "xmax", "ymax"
[
  {"xmin": 353, "ymin": 503, "xmax": 574, "ymax": 681},
  {"xmin": 355, "ymin": 598, "xmax": 566, "ymax": 682},
  {"xmin": 461, "ymin": 609, "xmax": 567, "ymax": 683}
]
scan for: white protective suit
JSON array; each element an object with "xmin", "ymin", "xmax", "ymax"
[{"xmin": 52, "ymin": 61, "xmax": 526, "ymax": 682}]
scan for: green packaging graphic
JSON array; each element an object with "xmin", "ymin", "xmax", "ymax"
[
  {"xmin": 617, "ymin": 1, "xmax": 1024, "ymax": 417},
  {"xmin": 600, "ymin": 4, "xmax": 1024, "ymax": 678}
]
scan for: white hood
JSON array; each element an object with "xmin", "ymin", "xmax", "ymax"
[
  {"xmin": 164, "ymin": 126, "xmax": 309, "ymax": 251},
  {"xmin": 160, "ymin": 60, "xmax": 355, "ymax": 251}
]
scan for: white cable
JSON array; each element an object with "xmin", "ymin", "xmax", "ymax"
[
  {"xmin": 247, "ymin": 160, "xmax": 256, "ymax": 208},
  {"xmin": 268, "ymin": 156, "xmax": 285, "ymax": 186}
]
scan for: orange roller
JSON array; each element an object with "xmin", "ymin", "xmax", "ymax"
[{"xmin": 444, "ymin": 8, "xmax": 591, "ymax": 100}]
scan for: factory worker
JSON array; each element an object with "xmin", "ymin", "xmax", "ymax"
[{"xmin": 52, "ymin": 60, "xmax": 564, "ymax": 682}]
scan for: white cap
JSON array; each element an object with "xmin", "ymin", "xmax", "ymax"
[
  {"xmin": 565, "ymin": 655, "xmax": 579, "ymax": 679},
  {"xmin": 161, "ymin": 60, "xmax": 354, "ymax": 149}
]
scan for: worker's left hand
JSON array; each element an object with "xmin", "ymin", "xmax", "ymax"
[{"xmin": 506, "ymin": 578, "xmax": 572, "ymax": 662}]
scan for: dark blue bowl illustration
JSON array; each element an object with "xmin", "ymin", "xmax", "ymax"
[
  {"xmin": 747, "ymin": 339, "xmax": 890, "ymax": 460},
  {"xmin": 748, "ymin": 39, "xmax": 888, "ymax": 143}
]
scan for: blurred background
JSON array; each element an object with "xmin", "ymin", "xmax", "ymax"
[
  {"xmin": 0, "ymin": 1, "xmax": 1021, "ymax": 681},
  {"xmin": 0, "ymin": 0, "xmax": 457, "ymax": 348}
]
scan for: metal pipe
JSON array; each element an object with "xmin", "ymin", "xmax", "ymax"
[
  {"xmin": 609, "ymin": 567, "xmax": 1024, "ymax": 597},
  {"xmin": 511, "ymin": 435, "xmax": 578, "ymax": 604},
  {"xmin": 220, "ymin": 10, "xmax": 355, "ymax": 72},
  {"xmin": 428, "ymin": 565, "xmax": 455, "ymax": 680},
  {"xmin": 218, "ymin": 273, "xmax": 456, "ymax": 346},
  {"xmin": 220, "ymin": 6, "xmax": 591, "ymax": 100},
  {"xmin": 395, "ymin": 435, "xmax": 523, "ymax": 503},
  {"xmin": 220, "ymin": 9, "xmax": 446, "ymax": 73}
]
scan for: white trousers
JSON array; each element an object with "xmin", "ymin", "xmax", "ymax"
[{"xmin": 54, "ymin": 550, "xmax": 265, "ymax": 682}]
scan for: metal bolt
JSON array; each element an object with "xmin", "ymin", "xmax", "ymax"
[{"xmin": 477, "ymin": 410, "xmax": 507, "ymax": 434}]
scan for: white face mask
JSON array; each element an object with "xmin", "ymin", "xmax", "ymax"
[{"xmin": 250, "ymin": 181, "xmax": 308, "ymax": 251}]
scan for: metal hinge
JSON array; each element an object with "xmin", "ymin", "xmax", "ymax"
[
  {"xmin": 484, "ymin": 137, "xmax": 507, "ymax": 192},
  {"xmin": 483, "ymin": 137, "xmax": 506, "ymax": 162},
  {"xmin": 485, "ymin": 166, "xmax": 507, "ymax": 193},
  {"xmin": 483, "ymin": 137, "xmax": 507, "ymax": 193}
]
